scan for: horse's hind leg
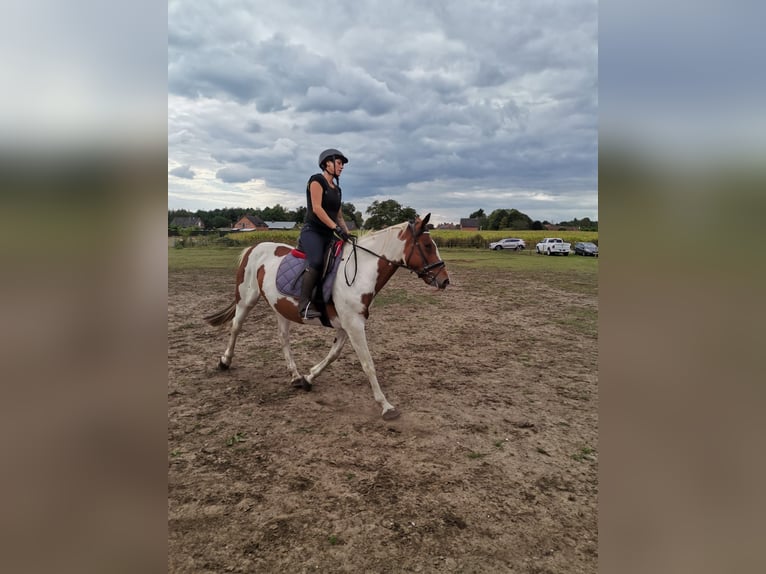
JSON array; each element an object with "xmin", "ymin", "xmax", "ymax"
[
  {"xmin": 276, "ymin": 316, "xmax": 306, "ymax": 389},
  {"xmin": 304, "ymin": 329, "xmax": 348, "ymax": 387},
  {"xmin": 219, "ymin": 294, "xmax": 259, "ymax": 369}
]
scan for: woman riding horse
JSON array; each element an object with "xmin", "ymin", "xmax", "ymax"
[{"xmin": 296, "ymin": 148, "xmax": 353, "ymax": 319}]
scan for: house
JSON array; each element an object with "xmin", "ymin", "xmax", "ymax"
[
  {"xmin": 170, "ymin": 216, "xmax": 204, "ymax": 229},
  {"xmin": 232, "ymin": 214, "xmax": 267, "ymax": 231},
  {"xmin": 263, "ymin": 221, "xmax": 297, "ymax": 230},
  {"xmin": 459, "ymin": 218, "xmax": 480, "ymax": 231},
  {"xmin": 436, "ymin": 222, "xmax": 457, "ymax": 230}
]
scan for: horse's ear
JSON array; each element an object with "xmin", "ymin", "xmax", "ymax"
[{"xmin": 421, "ymin": 213, "xmax": 431, "ymax": 229}]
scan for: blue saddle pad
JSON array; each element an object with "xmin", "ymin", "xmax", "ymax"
[{"xmin": 276, "ymin": 242, "xmax": 343, "ymax": 303}]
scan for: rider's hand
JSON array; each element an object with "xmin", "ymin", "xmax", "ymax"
[{"xmin": 333, "ymin": 225, "xmax": 350, "ymax": 242}]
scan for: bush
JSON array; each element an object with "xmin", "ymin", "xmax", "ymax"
[{"xmin": 213, "ymin": 230, "xmax": 301, "ymax": 247}]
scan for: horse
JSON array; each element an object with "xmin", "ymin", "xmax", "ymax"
[{"xmin": 203, "ymin": 213, "xmax": 450, "ymax": 420}]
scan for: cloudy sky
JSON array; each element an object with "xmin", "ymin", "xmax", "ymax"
[{"xmin": 168, "ymin": 0, "xmax": 598, "ymax": 225}]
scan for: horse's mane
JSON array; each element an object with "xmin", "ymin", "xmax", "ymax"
[
  {"xmin": 350, "ymin": 221, "xmax": 415, "ymax": 263},
  {"xmin": 356, "ymin": 221, "xmax": 409, "ymax": 239},
  {"xmin": 355, "ymin": 221, "xmax": 409, "ymax": 249}
]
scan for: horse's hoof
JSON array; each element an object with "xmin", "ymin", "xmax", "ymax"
[
  {"xmin": 382, "ymin": 408, "xmax": 401, "ymax": 420},
  {"xmin": 218, "ymin": 359, "xmax": 230, "ymax": 371},
  {"xmin": 291, "ymin": 377, "xmax": 312, "ymax": 391}
]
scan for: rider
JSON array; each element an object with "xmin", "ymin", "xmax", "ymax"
[{"xmin": 296, "ymin": 148, "xmax": 353, "ymax": 319}]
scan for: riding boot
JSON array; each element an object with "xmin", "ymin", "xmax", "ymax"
[{"xmin": 298, "ymin": 267, "xmax": 321, "ymax": 319}]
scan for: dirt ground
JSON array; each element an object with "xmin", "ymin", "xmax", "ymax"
[{"xmin": 168, "ymin": 256, "xmax": 598, "ymax": 573}]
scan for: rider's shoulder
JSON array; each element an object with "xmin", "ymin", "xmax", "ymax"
[{"xmin": 308, "ymin": 173, "xmax": 325, "ymax": 184}]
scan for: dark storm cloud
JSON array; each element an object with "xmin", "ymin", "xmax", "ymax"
[
  {"xmin": 168, "ymin": 0, "xmax": 598, "ymax": 223},
  {"xmin": 216, "ymin": 164, "xmax": 260, "ymax": 184},
  {"xmin": 169, "ymin": 34, "xmax": 325, "ymax": 109}
]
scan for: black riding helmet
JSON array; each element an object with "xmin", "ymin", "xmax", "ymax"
[{"xmin": 318, "ymin": 148, "xmax": 349, "ymax": 170}]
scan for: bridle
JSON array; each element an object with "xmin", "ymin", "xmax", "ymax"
[{"xmin": 344, "ymin": 222, "xmax": 446, "ymax": 286}]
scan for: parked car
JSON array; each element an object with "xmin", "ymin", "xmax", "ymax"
[
  {"xmin": 488, "ymin": 238, "xmax": 526, "ymax": 251},
  {"xmin": 535, "ymin": 237, "xmax": 571, "ymax": 256},
  {"xmin": 574, "ymin": 241, "xmax": 599, "ymax": 257}
]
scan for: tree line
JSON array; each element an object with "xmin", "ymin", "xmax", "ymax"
[
  {"xmin": 468, "ymin": 209, "xmax": 597, "ymax": 231},
  {"xmin": 169, "ymin": 203, "xmax": 363, "ymax": 230},
  {"xmin": 168, "ymin": 200, "xmax": 410, "ymax": 231},
  {"xmin": 169, "ymin": 200, "xmax": 596, "ymax": 231}
]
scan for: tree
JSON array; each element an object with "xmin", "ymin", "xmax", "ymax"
[
  {"xmin": 486, "ymin": 209, "xmax": 507, "ymax": 230},
  {"xmin": 469, "ymin": 208, "xmax": 488, "ymax": 230},
  {"xmin": 364, "ymin": 200, "xmax": 417, "ymax": 230},
  {"xmin": 553, "ymin": 216, "xmax": 598, "ymax": 231},
  {"xmin": 531, "ymin": 220, "xmax": 544, "ymax": 230},
  {"xmin": 486, "ymin": 208, "xmax": 533, "ymax": 230},
  {"xmin": 341, "ymin": 202, "xmax": 364, "ymax": 229},
  {"xmin": 261, "ymin": 204, "xmax": 289, "ymax": 221},
  {"xmin": 211, "ymin": 215, "xmax": 231, "ymax": 229},
  {"xmin": 506, "ymin": 208, "xmax": 533, "ymax": 230}
]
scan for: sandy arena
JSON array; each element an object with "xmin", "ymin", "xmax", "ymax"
[{"xmin": 168, "ymin": 254, "xmax": 598, "ymax": 573}]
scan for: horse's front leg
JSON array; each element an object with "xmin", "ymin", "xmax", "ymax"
[
  {"xmin": 304, "ymin": 329, "xmax": 348, "ymax": 387},
  {"xmin": 276, "ymin": 315, "xmax": 305, "ymax": 389},
  {"xmin": 344, "ymin": 321, "xmax": 399, "ymax": 420}
]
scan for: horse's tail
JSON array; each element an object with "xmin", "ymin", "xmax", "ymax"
[
  {"xmin": 204, "ymin": 247, "xmax": 254, "ymax": 326},
  {"xmin": 203, "ymin": 301, "xmax": 236, "ymax": 327}
]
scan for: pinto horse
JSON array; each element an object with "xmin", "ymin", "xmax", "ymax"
[{"xmin": 203, "ymin": 214, "xmax": 450, "ymax": 420}]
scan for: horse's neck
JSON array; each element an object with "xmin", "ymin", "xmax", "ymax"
[
  {"xmin": 355, "ymin": 225, "xmax": 407, "ymax": 293},
  {"xmin": 358, "ymin": 225, "xmax": 406, "ymax": 262}
]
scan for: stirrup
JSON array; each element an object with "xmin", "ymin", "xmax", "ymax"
[{"xmin": 300, "ymin": 304, "xmax": 321, "ymax": 319}]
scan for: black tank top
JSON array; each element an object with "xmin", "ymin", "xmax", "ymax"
[{"xmin": 305, "ymin": 173, "xmax": 341, "ymax": 233}]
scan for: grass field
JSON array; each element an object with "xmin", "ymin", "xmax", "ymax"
[
  {"xmin": 168, "ymin": 246, "xmax": 245, "ymax": 270},
  {"xmin": 442, "ymin": 247, "xmax": 599, "ymax": 271},
  {"xmin": 168, "ymin": 246, "xmax": 599, "ymax": 300},
  {"xmin": 168, "ymin": 244, "xmax": 599, "ymax": 273}
]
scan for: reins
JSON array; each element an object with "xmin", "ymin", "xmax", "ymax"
[
  {"xmin": 342, "ymin": 223, "xmax": 446, "ymax": 286},
  {"xmin": 343, "ymin": 239, "xmax": 402, "ymax": 286}
]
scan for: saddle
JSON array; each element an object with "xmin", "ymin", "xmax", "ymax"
[{"xmin": 276, "ymin": 240, "xmax": 344, "ymax": 323}]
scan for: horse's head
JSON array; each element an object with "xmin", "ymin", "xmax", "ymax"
[{"xmin": 400, "ymin": 213, "xmax": 450, "ymax": 289}]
